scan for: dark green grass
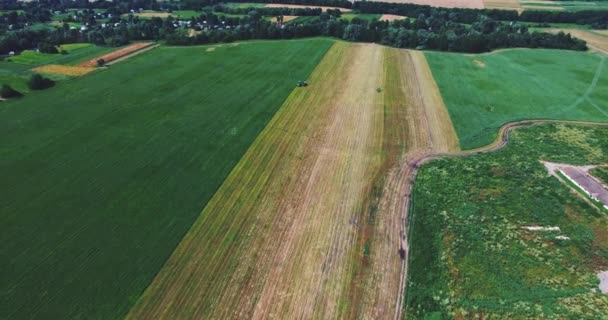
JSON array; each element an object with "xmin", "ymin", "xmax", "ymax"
[
  {"xmin": 425, "ymin": 49, "xmax": 608, "ymax": 149},
  {"xmin": 406, "ymin": 124, "xmax": 608, "ymax": 319},
  {"xmin": 340, "ymin": 13, "xmax": 381, "ymax": 22},
  {"xmin": 0, "ymin": 63, "xmax": 32, "ymax": 93},
  {"xmin": 0, "ymin": 39, "xmax": 333, "ymax": 320},
  {"xmin": 590, "ymin": 167, "xmax": 608, "ymax": 184}
]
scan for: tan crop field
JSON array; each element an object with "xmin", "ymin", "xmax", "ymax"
[
  {"xmin": 125, "ymin": 42, "xmax": 458, "ymax": 319},
  {"xmin": 78, "ymin": 42, "xmax": 154, "ymax": 67},
  {"xmin": 31, "ymin": 64, "xmax": 96, "ymax": 76},
  {"xmin": 380, "ymin": 14, "xmax": 408, "ymax": 21},
  {"xmin": 368, "ymin": 0, "xmax": 484, "ymax": 9},
  {"xmin": 483, "ymin": 0, "xmax": 523, "ymax": 11},
  {"xmin": 265, "ymin": 3, "xmax": 353, "ymax": 11}
]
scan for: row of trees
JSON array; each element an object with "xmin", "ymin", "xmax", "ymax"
[{"xmin": 0, "ymin": 1, "xmax": 594, "ymax": 55}]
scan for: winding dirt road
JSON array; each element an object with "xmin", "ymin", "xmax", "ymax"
[{"xmin": 397, "ymin": 119, "xmax": 608, "ymax": 319}]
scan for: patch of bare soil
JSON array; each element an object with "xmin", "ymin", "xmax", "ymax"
[
  {"xmin": 380, "ymin": 14, "xmax": 407, "ymax": 22},
  {"xmin": 473, "ymin": 59, "xmax": 486, "ymax": 67},
  {"xmin": 79, "ymin": 42, "xmax": 154, "ymax": 67}
]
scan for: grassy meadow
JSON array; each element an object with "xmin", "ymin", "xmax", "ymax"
[
  {"xmin": 0, "ymin": 39, "xmax": 333, "ymax": 320},
  {"xmin": 590, "ymin": 167, "xmax": 608, "ymax": 185},
  {"xmin": 426, "ymin": 49, "xmax": 608, "ymax": 149},
  {"xmin": 406, "ymin": 124, "xmax": 608, "ymax": 318},
  {"xmin": 6, "ymin": 43, "xmax": 115, "ymax": 66}
]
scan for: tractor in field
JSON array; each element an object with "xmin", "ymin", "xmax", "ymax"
[{"xmin": 297, "ymin": 80, "xmax": 308, "ymax": 87}]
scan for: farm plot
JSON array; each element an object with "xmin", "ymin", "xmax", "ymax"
[
  {"xmin": 5, "ymin": 43, "xmax": 115, "ymax": 66},
  {"xmin": 0, "ymin": 39, "xmax": 332, "ymax": 320},
  {"xmin": 406, "ymin": 124, "xmax": 608, "ymax": 318},
  {"xmin": 32, "ymin": 64, "xmax": 96, "ymax": 77},
  {"xmin": 78, "ymin": 42, "xmax": 154, "ymax": 67},
  {"xmin": 265, "ymin": 3, "xmax": 352, "ymax": 11},
  {"xmin": 126, "ymin": 43, "xmax": 459, "ymax": 319},
  {"xmin": 483, "ymin": 0, "xmax": 522, "ymax": 11},
  {"xmin": 363, "ymin": 0, "xmax": 484, "ymax": 9},
  {"xmin": 426, "ymin": 49, "xmax": 608, "ymax": 149}
]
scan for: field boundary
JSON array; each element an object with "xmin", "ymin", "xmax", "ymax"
[{"xmin": 398, "ymin": 119, "xmax": 608, "ymax": 319}]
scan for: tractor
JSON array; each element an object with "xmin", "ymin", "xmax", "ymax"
[{"xmin": 297, "ymin": 80, "xmax": 308, "ymax": 87}]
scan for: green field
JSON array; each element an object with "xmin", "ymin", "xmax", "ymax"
[
  {"xmin": 224, "ymin": 2, "xmax": 267, "ymax": 8},
  {"xmin": 521, "ymin": 0, "xmax": 608, "ymax": 11},
  {"xmin": 0, "ymin": 61, "xmax": 33, "ymax": 93},
  {"xmin": 6, "ymin": 43, "xmax": 116, "ymax": 66},
  {"xmin": 426, "ymin": 49, "xmax": 608, "ymax": 149},
  {"xmin": 406, "ymin": 124, "xmax": 608, "ymax": 318},
  {"xmin": 340, "ymin": 13, "xmax": 381, "ymax": 21},
  {"xmin": 0, "ymin": 39, "xmax": 333, "ymax": 320}
]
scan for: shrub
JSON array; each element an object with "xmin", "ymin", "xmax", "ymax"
[
  {"xmin": 0, "ymin": 84, "xmax": 22, "ymax": 98},
  {"xmin": 27, "ymin": 74, "xmax": 55, "ymax": 90},
  {"xmin": 38, "ymin": 42, "xmax": 58, "ymax": 54}
]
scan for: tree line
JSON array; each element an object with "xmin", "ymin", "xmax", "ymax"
[{"xmin": 0, "ymin": 0, "xmax": 597, "ymax": 55}]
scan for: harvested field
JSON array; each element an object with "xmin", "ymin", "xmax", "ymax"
[
  {"xmin": 483, "ymin": 0, "xmax": 522, "ymax": 11},
  {"xmin": 380, "ymin": 14, "xmax": 407, "ymax": 21},
  {"xmin": 133, "ymin": 12, "xmax": 170, "ymax": 18},
  {"xmin": 365, "ymin": 0, "xmax": 484, "ymax": 9},
  {"xmin": 32, "ymin": 64, "xmax": 96, "ymax": 77},
  {"xmin": 595, "ymin": 30, "xmax": 608, "ymax": 37},
  {"xmin": 265, "ymin": 3, "xmax": 352, "ymax": 11},
  {"xmin": 126, "ymin": 43, "xmax": 458, "ymax": 319},
  {"xmin": 78, "ymin": 42, "xmax": 154, "ymax": 67},
  {"xmin": 546, "ymin": 28, "xmax": 608, "ymax": 54}
]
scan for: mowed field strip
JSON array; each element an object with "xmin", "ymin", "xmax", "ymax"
[
  {"xmin": 0, "ymin": 39, "xmax": 332, "ymax": 320},
  {"xmin": 127, "ymin": 42, "xmax": 459, "ymax": 319}
]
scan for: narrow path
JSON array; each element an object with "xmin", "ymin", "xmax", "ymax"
[{"xmin": 396, "ymin": 119, "xmax": 608, "ymax": 319}]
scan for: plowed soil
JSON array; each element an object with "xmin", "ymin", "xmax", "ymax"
[{"xmin": 78, "ymin": 42, "xmax": 153, "ymax": 67}]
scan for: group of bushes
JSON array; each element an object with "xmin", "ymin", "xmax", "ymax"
[{"xmin": 0, "ymin": 74, "xmax": 55, "ymax": 99}]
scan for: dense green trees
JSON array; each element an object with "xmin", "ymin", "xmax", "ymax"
[
  {"xmin": 0, "ymin": 84, "xmax": 22, "ymax": 98},
  {"xmin": 0, "ymin": 0, "xmax": 598, "ymax": 55},
  {"xmin": 27, "ymin": 74, "xmax": 55, "ymax": 90}
]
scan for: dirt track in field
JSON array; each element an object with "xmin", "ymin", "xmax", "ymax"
[{"xmin": 126, "ymin": 42, "xmax": 459, "ymax": 320}]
